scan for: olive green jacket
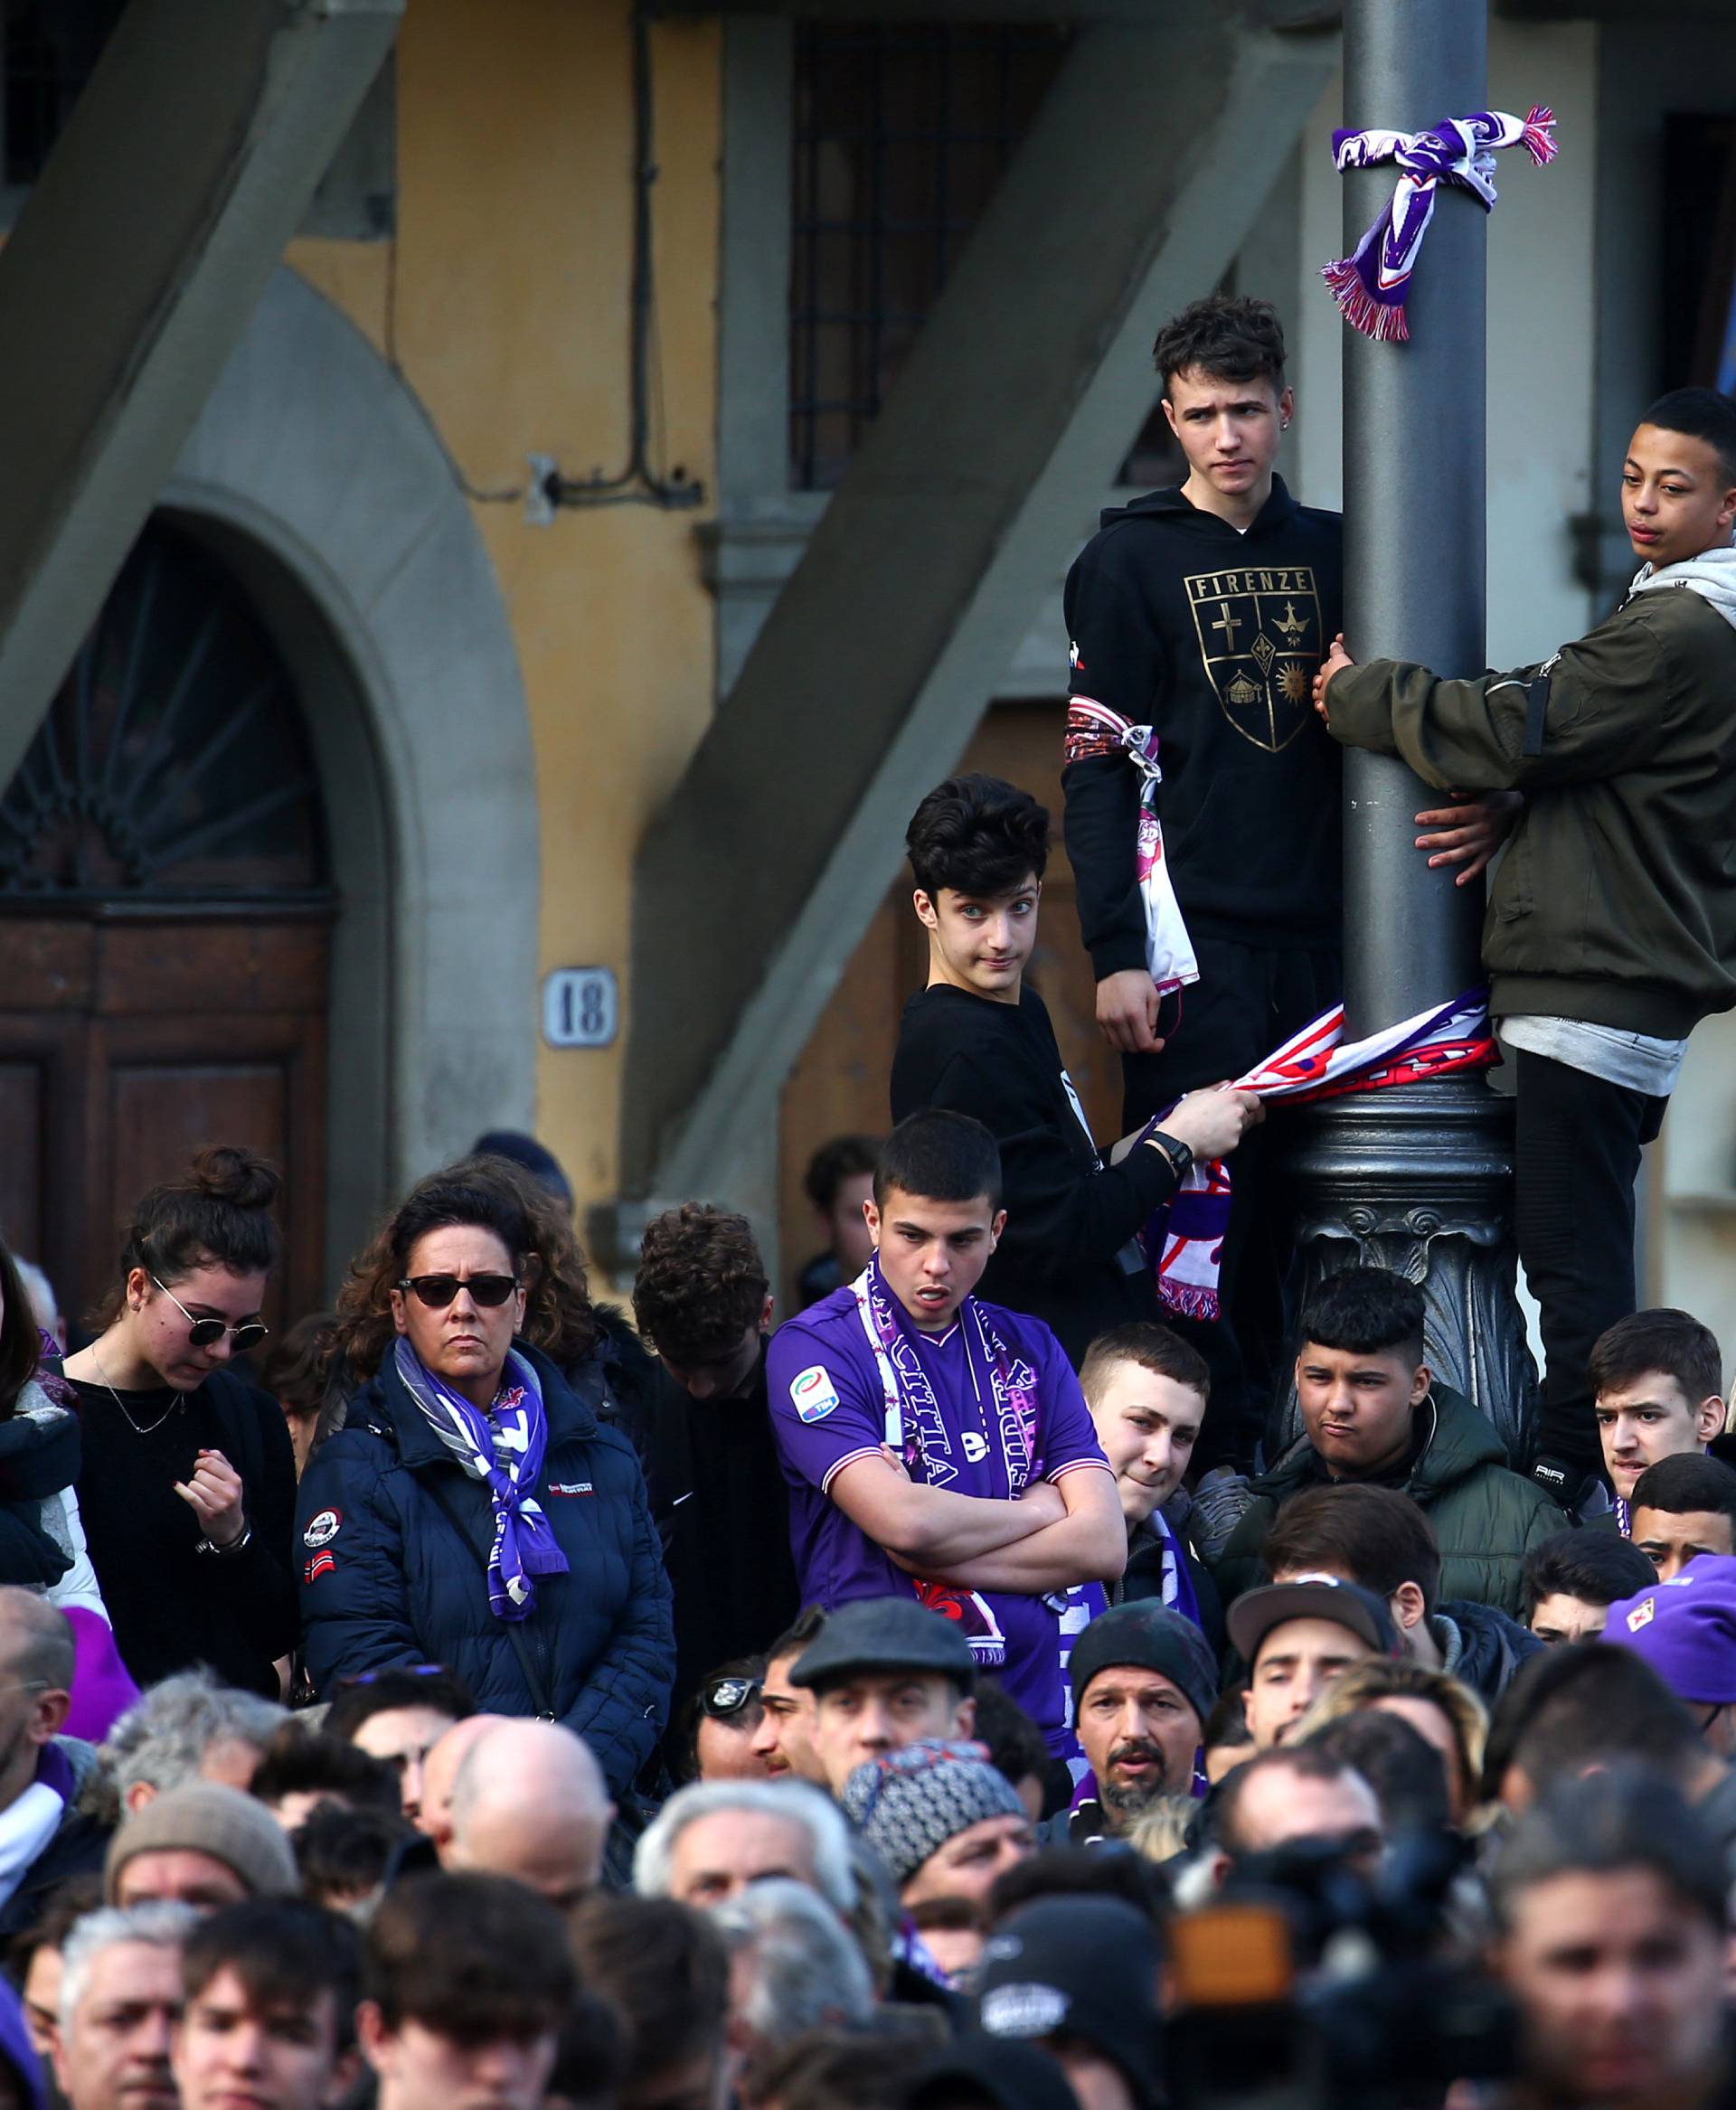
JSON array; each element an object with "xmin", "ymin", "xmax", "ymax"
[
  {"xmin": 1326, "ymin": 568, "xmax": 1736, "ymax": 1037},
  {"xmin": 1212, "ymin": 1386, "xmax": 1563, "ymax": 1621}
]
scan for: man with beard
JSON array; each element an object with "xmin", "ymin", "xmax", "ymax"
[{"xmin": 1050, "ymin": 1602, "xmax": 1218, "ymax": 1844}]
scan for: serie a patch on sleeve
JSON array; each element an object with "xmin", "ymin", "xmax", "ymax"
[{"xmin": 789, "ymin": 1364, "xmax": 841, "ymax": 1422}]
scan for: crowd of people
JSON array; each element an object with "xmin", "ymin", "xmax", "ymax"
[{"xmin": 1, "ymin": 287, "xmax": 1735, "ymax": 2110}]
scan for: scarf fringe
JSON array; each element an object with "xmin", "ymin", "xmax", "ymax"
[
  {"xmin": 1156, "ymin": 1280, "xmax": 1222, "ymax": 1324},
  {"xmin": 1521, "ymin": 105, "xmax": 1558, "ymax": 166},
  {"xmin": 1321, "ymin": 258, "xmax": 1410, "ymax": 342}
]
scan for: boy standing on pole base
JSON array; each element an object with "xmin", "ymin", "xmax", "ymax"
[
  {"xmin": 1062, "ymin": 296, "xmax": 1513, "ymax": 1467},
  {"xmin": 891, "ymin": 774, "xmax": 1259, "ymax": 1366},
  {"xmin": 1318, "ymin": 386, "xmax": 1736, "ymax": 1507},
  {"xmin": 766, "ymin": 1110, "xmax": 1127, "ymax": 1757}
]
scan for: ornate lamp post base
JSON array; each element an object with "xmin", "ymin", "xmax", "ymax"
[{"xmin": 1281, "ymin": 1077, "xmax": 1535, "ymax": 1462}]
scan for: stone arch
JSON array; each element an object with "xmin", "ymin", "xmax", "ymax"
[{"xmin": 159, "ymin": 265, "xmax": 540, "ymax": 1276}]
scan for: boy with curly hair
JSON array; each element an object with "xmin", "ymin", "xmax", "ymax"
[{"xmin": 632, "ymin": 1206, "xmax": 797, "ymax": 1704}]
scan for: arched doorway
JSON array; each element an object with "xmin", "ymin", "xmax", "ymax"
[{"xmin": 0, "ymin": 520, "xmax": 331, "ymax": 1328}]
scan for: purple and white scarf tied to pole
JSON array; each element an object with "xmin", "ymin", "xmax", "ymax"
[
  {"xmin": 1148, "ymin": 988, "xmax": 1496, "ymax": 1320},
  {"xmin": 393, "ymin": 1337, "xmax": 570, "ymax": 1621},
  {"xmin": 1324, "ymin": 107, "xmax": 1557, "ymax": 341},
  {"xmin": 1062, "ymin": 700, "xmax": 1199, "ymax": 996}
]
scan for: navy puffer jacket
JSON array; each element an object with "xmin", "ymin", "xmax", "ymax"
[{"xmin": 297, "ymin": 1340, "xmax": 675, "ymax": 1796}]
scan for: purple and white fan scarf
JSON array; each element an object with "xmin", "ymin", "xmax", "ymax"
[
  {"xmin": 394, "ymin": 1336, "xmax": 570, "ymax": 1620},
  {"xmin": 852, "ymin": 1258, "xmax": 1053, "ymax": 1669},
  {"xmin": 1062, "ymin": 699, "xmax": 1199, "ymax": 996},
  {"xmin": 1325, "ymin": 106, "xmax": 1557, "ymax": 341},
  {"xmin": 1148, "ymin": 988, "xmax": 1495, "ymax": 1320}
]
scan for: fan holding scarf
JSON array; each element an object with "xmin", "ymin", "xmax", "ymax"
[
  {"xmin": 297, "ymin": 1163, "xmax": 674, "ymax": 1799},
  {"xmin": 768, "ymin": 1110, "xmax": 1127, "ymax": 1761}
]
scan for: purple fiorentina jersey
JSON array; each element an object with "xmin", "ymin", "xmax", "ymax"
[{"xmin": 767, "ymin": 1282, "xmax": 1111, "ymax": 1749}]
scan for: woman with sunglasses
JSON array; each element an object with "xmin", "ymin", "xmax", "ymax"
[
  {"xmin": 297, "ymin": 1160, "xmax": 674, "ymax": 1799},
  {"xmin": 61, "ymin": 1147, "xmax": 297, "ymax": 1698}
]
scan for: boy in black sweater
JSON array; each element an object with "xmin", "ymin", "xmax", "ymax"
[
  {"xmin": 1063, "ymin": 295, "xmax": 1514, "ymax": 1460},
  {"xmin": 889, "ymin": 773, "xmax": 1260, "ymax": 1366}
]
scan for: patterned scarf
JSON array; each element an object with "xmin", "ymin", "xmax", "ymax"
[
  {"xmin": 1063, "ymin": 699, "xmax": 1199, "ymax": 996},
  {"xmin": 393, "ymin": 1337, "xmax": 569, "ymax": 1620},
  {"xmin": 852, "ymin": 1258, "xmax": 1047, "ymax": 1668},
  {"xmin": 1148, "ymin": 988, "xmax": 1496, "ymax": 1320},
  {"xmin": 1325, "ymin": 107, "xmax": 1557, "ymax": 341}
]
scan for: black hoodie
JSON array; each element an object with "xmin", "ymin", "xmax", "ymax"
[{"xmin": 1061, "ymin": 476, "xmax": 1344, "ymax": 978}]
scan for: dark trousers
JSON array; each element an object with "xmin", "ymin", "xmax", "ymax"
[
  {"xmin": 1513, "ymin": 1048, "xmax": 1668, "ymax": 1481},
  {"xmin": 1125, "ymin": 936, "xmax": 1342, "ymax": 1475}
]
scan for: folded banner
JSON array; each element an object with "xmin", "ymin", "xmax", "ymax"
[
  {"xmin": 1063, "ymin": 698, "xmax": 1200, "ymax": 997},
  {"xmin": 1324, "ymin": 106, "xmax": 1557, "ymax": 342},
  {"xmin": 1147, "ymin": 988, "xmax": 1496, "ymax": 1321}
]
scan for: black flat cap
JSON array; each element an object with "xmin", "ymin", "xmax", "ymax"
[{"xmin": 788, "ymin": 1595, "xmax": 976, "ymax": 1692}]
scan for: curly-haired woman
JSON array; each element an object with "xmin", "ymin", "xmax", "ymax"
[{"xmin": 297, "ymin": 1161, "xmax": 674, "ymax": 1797}]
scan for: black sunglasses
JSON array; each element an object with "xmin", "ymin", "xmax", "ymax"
[
  {"xmin": 702, "ymin": 1676, "xmax": 761, "ymax": 1719},
  {"xmin": 396, "ymin": 1273, "xmax": 520, "ymax": 1309}
]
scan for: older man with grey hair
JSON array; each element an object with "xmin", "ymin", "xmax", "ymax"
[
  {"xmin": 634, "ymin": 1779, "xmax": 857, "ymax": 1914},
  {"xmin": 441, "ymin": 1719, "xmax": 613, "ymax": 1910},
  {"xmin": 99, "ymin": 1670, "xmax": 286, "ymax": 1815},
  {"xmin": 55, "ymin": 1902, "xmax": 196, "ymax": 2110},
  {"xmin": 714, "ymin": 1878, "xmax": 873, "ymax": 2099}
]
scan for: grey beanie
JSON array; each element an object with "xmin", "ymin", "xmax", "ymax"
[
  {"xmin": 842, "ymin": 1738, "xmax": 1025, "ymax": 1887},
  {"xmin": 104, "ymin": 1782, "xmax": 298, "ymax": 1904}
]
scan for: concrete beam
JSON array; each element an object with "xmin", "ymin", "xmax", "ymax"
[
  {"xmin": 614, "ymin": 8, "xmax": 1337, "ymax": 1232},
  {"xmin": 649, "ymin": 0, "xmax": 1337, "ymax": 23},
  {"xmin": 0, "ymin": 0, "xmax": 403, "ymax": 788}
]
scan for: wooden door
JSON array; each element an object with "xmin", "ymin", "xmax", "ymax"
[
  {"xmin": 0, "ymin": 518, "xmax": 335, "ymax": 1332},
  {"xmin": 0, "ymin": 913, "xmax": 330, "ymax": 1332}
]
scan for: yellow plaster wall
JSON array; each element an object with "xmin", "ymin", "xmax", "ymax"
[{"xmin": 288, "ymin": 0, "xmax": 722, "ymax": 1236}]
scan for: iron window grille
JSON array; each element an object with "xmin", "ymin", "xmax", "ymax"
[
  {"xmin": 788, "ymin": 21, "xmax": 1070, "ymax": 492},
  {"xmin": 0, "ymin": 522, "xmax": 330, "ymax": 905}
]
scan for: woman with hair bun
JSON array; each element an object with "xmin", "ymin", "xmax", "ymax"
[
  {"xmin": 299, "ymin": 1158, "xmax": 674, "ymax": 1796},
  {"xmin": 61, "ymin": 1147, "xmax": 297, "ymax": 1696}
]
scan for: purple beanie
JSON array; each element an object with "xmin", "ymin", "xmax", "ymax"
[{"xmin": 1602, "ymin": 1554, "xmax": 1736, "ymax": 1705}]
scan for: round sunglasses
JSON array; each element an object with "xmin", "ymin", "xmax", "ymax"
[
  {"xmin": 396, "ymin": 1273, "xmax": 522, "ymax": 1309},
  {"xmin": 152, "ymin": 1276, "xmax": 269, "ymax": 1353}
]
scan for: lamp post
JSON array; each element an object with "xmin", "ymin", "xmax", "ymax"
[{"xmin": 1285, "ymin": 0, "xmax": 1534, "ymax": 1456}]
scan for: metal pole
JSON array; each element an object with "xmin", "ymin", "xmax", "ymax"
[
  {"xmin": 1283, "ymin": 0, "xmax": 1534, "ymax": 1457},
  {"xmin": 1341, "ymin": 0, "xmax": 1486, "ymax": 1031}
]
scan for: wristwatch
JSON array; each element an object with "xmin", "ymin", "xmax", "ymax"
[
  {"xmin": 195, "ymin": 1524, "xmax": 253, "ymax": 1558},
  {"xmin": 1144, "ymin": 1128, "xmax": 1194, "ymax": 1183}
]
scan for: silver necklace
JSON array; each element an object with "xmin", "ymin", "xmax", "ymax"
[{"xmin": 90, "ymin": 1344, "xmax": 180, "ymax": 1436}]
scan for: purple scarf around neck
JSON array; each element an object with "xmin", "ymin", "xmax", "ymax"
[{"xmin": 392, "ymin": 1338, "xmax": 569, "ymax": 1620}]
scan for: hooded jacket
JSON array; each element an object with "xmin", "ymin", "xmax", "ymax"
[
  {"xmin": 1061, "ymin": 476, "xmax": 1344, "ymax": 978},
  {"xmin": 1326, "ymin": 550, "xmax": 1736, "ymax": 1037},
  {"xmin": 1212, "ymin": 1386, "xmax": 1561, "ymax": 1619},
  {"xmin": 297, "ymin": 1340, "xmax": 675, "ymax": 1797},
  {"xmin": 1430, "ymin": 1597, "xmax": 1543, "ymax": 1702}
]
